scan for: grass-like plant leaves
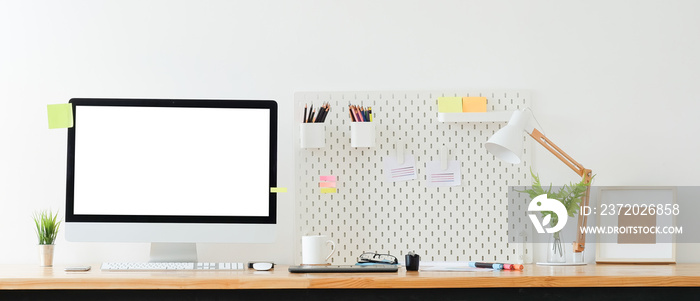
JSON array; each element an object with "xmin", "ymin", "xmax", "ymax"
[{"xmin": 33, "ymin": 210, "xmax": 61, "ymax": 245}]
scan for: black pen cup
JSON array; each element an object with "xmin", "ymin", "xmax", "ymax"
[{"xmin": 405, "ymin": 253, "xmax": 420, "ymax": 271}]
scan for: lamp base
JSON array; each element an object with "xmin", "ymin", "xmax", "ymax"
[
  {"xmin": 537, "ymin": 250, "xmax": 587, "ymax": 265},
  {"xmin": 536, "ymin": 262, "xmax": 587, "ymax": 266}
]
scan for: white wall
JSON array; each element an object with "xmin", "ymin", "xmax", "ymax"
[{"xmin": 1, "ymin": 0, "xmax": 698, "ymax": 265}]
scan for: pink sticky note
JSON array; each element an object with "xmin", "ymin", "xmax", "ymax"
[
  {"xmin": 319, "ymin": 176, "xmax": 337, "ymax": 182},
  {"xmin": 319, "ymin": 182, "xmax": 336, "ymax": 188}
]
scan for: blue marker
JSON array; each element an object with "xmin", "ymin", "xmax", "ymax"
[{"xmin": 468, "ymin": 261, "xmax": 504, "ymax": 270}]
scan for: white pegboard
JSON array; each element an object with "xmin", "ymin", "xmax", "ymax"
[{"xmin": 294, "ymin": 91, "xmax": 532, "ymax": 264}]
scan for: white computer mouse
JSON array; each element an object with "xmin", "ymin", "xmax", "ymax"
[{"xmin": 252, "ymin": 262, "xmax": 274, "ymax": 271}]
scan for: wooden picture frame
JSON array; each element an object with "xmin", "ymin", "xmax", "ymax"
[{"xmin": 595, "ymin": 187, "xmax": 676, "ymax": 263}]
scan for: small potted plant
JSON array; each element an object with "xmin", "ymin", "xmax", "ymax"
[
  {"xmin": 33, "ymin": 209, "xmax": 61, "ymax": 267},
  {"xmin": 519, "ymin": 170, "xmax": 591, "ymax": 263}
]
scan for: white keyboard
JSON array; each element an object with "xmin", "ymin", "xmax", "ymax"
[{"xmin": 101, "ymin": 262, "xmax": 245, "ymax": 271}]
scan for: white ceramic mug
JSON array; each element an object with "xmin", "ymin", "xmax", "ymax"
[{"xmin": 301, "ymin": 235, "xmax": 336, "ymax": 265}]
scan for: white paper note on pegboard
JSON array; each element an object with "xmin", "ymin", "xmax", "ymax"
[{"xmin": 294, "ymin": 91, "xmax": 533, "ymax": 264}]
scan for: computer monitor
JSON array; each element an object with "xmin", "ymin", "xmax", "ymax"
[{"xmin": 64, "ymin": 98, "xmax": 277, "ymax": 262}]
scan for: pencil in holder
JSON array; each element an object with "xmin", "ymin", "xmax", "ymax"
[
  {"xmin": 300, "ymin": 123, "xmax": 325, "ymax": 148},
  {"xmin": 350, "ymin": 122, "xmax": 375, "ymax": 148}
]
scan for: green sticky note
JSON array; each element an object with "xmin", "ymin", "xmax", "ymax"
[
  {"xmin": 270, "ymin": 187, "xmax": 288, "ymax": 193},
  {"xmin": 437, "ymin": 97, "xmax": 463, "ymax": 113},
  {"xmin": 47, "ymin": 103, "xmax": 74, "ymax": 129}
]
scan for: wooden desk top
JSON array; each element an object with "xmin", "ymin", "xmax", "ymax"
[{"xmin": 1, "ymin": 264, "xmax": 699, "ymax": 290}]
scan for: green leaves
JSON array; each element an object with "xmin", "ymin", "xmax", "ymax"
[
  {"xmin": 33, "ymin": 210, "xmax": 61, "ymax": 245},
  {"xmin": 518, "ymin": 169, "xmax": 592, "ymax": 226}
]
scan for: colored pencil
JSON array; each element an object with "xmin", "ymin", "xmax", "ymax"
[{"xmin": 303, "ymin": 104, "xmax": 308, "ymax": 123}]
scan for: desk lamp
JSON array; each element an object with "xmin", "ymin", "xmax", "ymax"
[{"xmin": 485, "ymin": 109, "xmax": 593, "ymax": 263}]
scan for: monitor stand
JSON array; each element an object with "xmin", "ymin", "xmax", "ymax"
[{"xmin": 149, "ymin": 243, "xmax": 197, "ymax": 262}]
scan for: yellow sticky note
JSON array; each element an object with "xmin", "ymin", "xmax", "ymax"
[
  {"xmin": 270, "ymin": 187, "xmax": 288, "ymax": 193},
  {"xmin": 437, "ymin": 97, "xmax": 462, "ymax": 113},
  {"xmin": 320, "ymin": 188, "xmax": 337, "ymax": 194},
  {"xmin": 47, "ymin": 103, "xmax": 74, "ymax": 129},
  {"xmin": 462, "ymin": 97, "xmax": 487, "ymax": 112}
]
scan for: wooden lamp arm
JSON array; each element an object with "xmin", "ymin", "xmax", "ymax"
[{"xmin": 529, "ymin": 128, "xmax": 593, "ymax": 253}]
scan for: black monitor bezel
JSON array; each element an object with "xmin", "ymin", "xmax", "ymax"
[{"xmin": 65, "ymin": 98, "xmax": 277, "ymax": 224}]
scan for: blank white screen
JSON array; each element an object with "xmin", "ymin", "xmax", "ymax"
[{"xmin": 73, "ymin": 105, "xmax": 270, "ymax": 217}]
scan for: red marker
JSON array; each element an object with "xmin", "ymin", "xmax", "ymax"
[
  {"xmin": 469, "ymin": 261, "xmax": 524, "ymax": 270},
  {"xmin": 503, "ymin": 263, "xmax": 524, "ymax": 270}
]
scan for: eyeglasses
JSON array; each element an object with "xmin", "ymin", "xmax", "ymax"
[{"xmin": 357, "ymin": 252, "xmax": 398, "ymax": 264}]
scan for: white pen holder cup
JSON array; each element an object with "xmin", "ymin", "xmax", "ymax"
[
  {"xmin": 300, "ymin": 123, "xmax": 325, "ymax": 148},
  {"xmin": 350, "ymin": 122, "xmax": 375, "ymax": 148},
  {"xmin": 301, "ymin": 235, "xmax": 336, "ymax": 265}
]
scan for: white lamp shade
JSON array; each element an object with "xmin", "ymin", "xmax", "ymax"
[{"xmin": 485, "ymin": 110, "xmax": 529, "ymax": 164}]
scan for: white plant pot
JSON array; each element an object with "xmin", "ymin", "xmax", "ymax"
[{"xmin": 39, "ymin": 244, "xmax": 55, "ymax": 267}]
